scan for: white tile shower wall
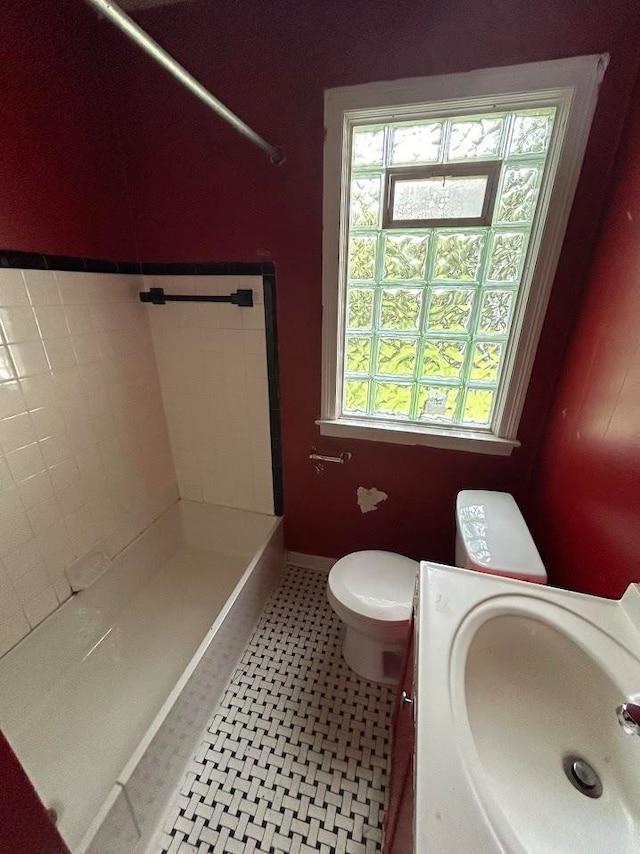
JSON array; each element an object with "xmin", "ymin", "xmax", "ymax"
[
  {"xmin": 0, "ymin": 268, "xmax": 178, "ymax": 656},
  {"xmin": 146, "ymin": 275, "xmax": 274, "ymax": 515}
]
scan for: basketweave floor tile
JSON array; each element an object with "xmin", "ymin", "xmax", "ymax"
[{"xmin": 157, "ymin": 566, "xmax": 396, "ymax": 854}]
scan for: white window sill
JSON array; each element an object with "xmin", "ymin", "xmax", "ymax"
[{"xmin": 316, "ymin": 418, "xmax": 519, "ymax": 456}]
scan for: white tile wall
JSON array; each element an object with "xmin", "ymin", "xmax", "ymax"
[
  {"xmin": 146, "ymin": 275, "xmax": 274, "ymax": 516},
  {"xmin": 0, "ymin": 268, "xmax": 178, "ymax": 656}
]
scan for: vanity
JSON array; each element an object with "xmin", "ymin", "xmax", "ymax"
[{"xmin": 384, "ymin": 562, "xmax": 640, "ymax": 853}]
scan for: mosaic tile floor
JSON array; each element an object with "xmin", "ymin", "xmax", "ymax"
[{"xmin": 156, "ymin": 566, "xmax": 396, "ymax": 854}]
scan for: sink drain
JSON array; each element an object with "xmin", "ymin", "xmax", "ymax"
[{"xmin": 563, "ymin": 755, "xmax": 603, "ymax": 799}]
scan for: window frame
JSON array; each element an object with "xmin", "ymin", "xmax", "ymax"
[
  {"xmin": 383, "ymin": 160, "xmax": 502, "ymax": 229},
  {"xmin": 319, "ymin": 55, "xmax": 608, "ymax": 455}
]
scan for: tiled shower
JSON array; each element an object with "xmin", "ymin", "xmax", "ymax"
[
  {"xmin": 0, "ymin": 264, "xmax": 276, "ymax": 658},
  {"xmin": 146, "ymin": 274, "xmax": 273, "ymax": 513}
]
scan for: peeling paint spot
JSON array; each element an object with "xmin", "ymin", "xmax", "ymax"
[{"xmin": 357, "ymin": 486, "xmax": 388, "ymax": 514}]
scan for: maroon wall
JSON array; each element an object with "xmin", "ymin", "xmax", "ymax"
[
  {"xmin": 111, "ymin": 0, "xmax": 640, "ymax": 562},
  {"xmin": 0, "ymin": 733, "xmax": 68, "ymax": 853},
  {"xmin": 0, "ymin": 0, "xmax": 135, "ymax": 258},
  {"xmin": 530, "ymin": 73, "xmax": 640, "ymax": 599}
]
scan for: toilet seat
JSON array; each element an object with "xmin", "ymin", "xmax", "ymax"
[{"xmin": 328, "ymin": 550, "xmax": 418, "ymax": 624}]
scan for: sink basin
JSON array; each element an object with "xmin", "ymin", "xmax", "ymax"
[
  {"xmin": 415, "ymin": 564, "xmax": 640, "ymax": 853},
  {"xmin": 456, "ymin": 601, "xmax": 640, "ymax": 852}
]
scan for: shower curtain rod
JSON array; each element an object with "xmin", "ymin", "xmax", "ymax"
[{"xmin": 83, "ymin": 0, "xmax": 285, "ymax": 165}]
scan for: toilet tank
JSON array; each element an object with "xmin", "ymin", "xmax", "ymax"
[{"xmin": 455, "ymin": 490, "xmax": 547, "ymax": 584}]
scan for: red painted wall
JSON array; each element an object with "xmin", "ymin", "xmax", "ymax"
[
  {"xmin": 530, "ymin": 73, "xmax": 640, "ymax": 599},
  {"xmin": 110, "ymin": 0, "xmax": 640, "ymax": 562},
  {"xmin": 0, "ymin": 732, "xmax": 68, "ymax": 853},
  {"xmin": 0, "ymin": 0, "xmax": 135, "ymax": 259}
]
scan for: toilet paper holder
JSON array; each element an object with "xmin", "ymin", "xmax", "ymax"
[{"xmin": 309, "ymin": 447, "xmax": 352, "ymax": 464}]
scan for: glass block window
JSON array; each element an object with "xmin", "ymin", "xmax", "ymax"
[{"xmin": 342, "ymin": 107, "xmax": 556, "ymax": 428}]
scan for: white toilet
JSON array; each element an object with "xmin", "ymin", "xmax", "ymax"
[{"xmin": 327, "ymin": 489, "xmax": 547, "ymax": 684}]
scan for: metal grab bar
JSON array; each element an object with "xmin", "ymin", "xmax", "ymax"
[
  {"xmin": 139, "ymin": 287, "xmax": 253, "ymax": 306},
  {"xmin": 83, "ymin": 0, "xmax": 285, "ymax": 164}
]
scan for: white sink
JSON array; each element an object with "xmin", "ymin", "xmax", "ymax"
[{"xmin": 414, "ymin": 563, "xmax": 640, "ymax": 853}]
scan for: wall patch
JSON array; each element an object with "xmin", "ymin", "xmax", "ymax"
[{"xmin": 357, "ymin": 487, "xmax": 388, "ymax": 514}]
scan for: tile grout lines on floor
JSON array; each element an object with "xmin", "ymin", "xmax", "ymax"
[{"xmin": 156, "ymin": 565, "xmax": 396, "ymax": 854}]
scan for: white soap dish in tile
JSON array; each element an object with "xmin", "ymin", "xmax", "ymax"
[{"xmin": 66, "ymin": 546, "xmax": 112, "ymax": 592}]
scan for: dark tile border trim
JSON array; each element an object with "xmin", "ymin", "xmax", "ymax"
[
  {"xmin": 263, "ymin": 273, "xmax": 283, "ymax": 517},
  {"xmin": 0, "ymin": 250, "xmax": 282, "ymax": 516},
  {"xmin": 0, "ymin": 250, "xmax": 275, "ymax": 278}
]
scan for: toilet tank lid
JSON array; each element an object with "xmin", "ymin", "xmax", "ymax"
[{"xmin": 456, "ymin": 490, "xmax": 547, "ymax": 581}]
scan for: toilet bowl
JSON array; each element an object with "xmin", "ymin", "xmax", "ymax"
[
  {"xmin": 327, "ymin": 550, "xmax": 418, "ymax": 685},
  {"xmin": 327, "ymin": 490, "xmax": 547, "ymax": 684}
]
